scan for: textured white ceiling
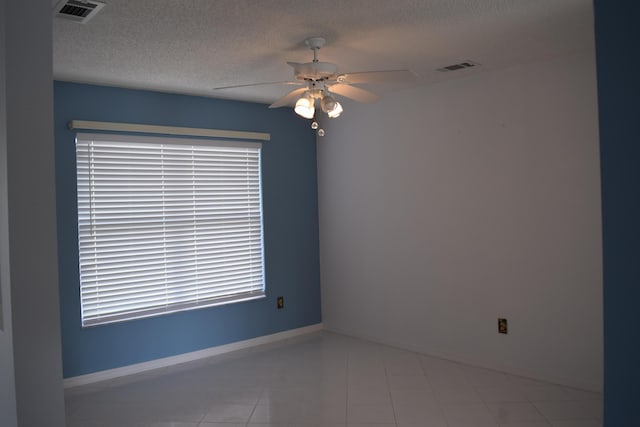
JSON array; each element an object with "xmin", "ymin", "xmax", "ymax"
[{"xmin": 52, "ymin": 0, "xmax": 594, "ymax": 105}]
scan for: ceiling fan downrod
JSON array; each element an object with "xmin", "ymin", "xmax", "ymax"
[{"xmin": 305, "ymin": 36, "xmax": 326, "ymax": 64}]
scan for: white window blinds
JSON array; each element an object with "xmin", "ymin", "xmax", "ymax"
[{"xmin": 75, "ymin": 133, "xmax": 265, "ymax": 326}]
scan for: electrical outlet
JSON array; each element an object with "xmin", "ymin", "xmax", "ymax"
[
  {"xmin": 498, "ymin": 318, "xmax": 508, "ymax": 334},
  {"xmin": 277, "ymin": 296, "xmax": 284, "ymax": 309}
]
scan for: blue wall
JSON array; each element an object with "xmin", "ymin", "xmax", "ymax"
[
  {"xmin": 594, "ymin": 1, "xmax": 640, "ymax": 425},
  {"xmin": 54, "ymin": 82, "xmax": 321, "ymax": 378}
]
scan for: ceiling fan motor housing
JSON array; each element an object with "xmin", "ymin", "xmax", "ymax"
[{"xmin": 294, "ymin": 62, "xmax": 338, "ymax": 81}]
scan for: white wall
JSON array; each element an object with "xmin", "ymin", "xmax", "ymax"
[
  {"xmin": 0, "ymin": 1, "xmax": 18, "ymax": 425},
  {"xmin": 3, "ymin": 2, "xmax": 67, "ymax": 425},
  {"xmin": 318, "ymin": 51, "xmax": 603, "ymax": 391}
]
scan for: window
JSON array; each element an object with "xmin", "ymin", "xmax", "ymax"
[{"xmin": 75, "ymin": 133, "xmax": 265, "ymax": 326}]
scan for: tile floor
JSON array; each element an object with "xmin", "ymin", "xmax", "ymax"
[{"xmin": 64, "ymin": 331, "xmax": 603, "ymax": 427}]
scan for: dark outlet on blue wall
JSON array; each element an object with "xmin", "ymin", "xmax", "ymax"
[{"xmin": 498, "ymin": 318, "xmax": 508, "ymax": 334}]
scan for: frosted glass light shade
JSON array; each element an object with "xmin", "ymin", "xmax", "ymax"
[
  {"xmin": 321, "ymin": 95, "xmax": 336, "ymax": 113},
  {"xmin": 327, "ymin": 101, "xmax": 343, "ymax": 118},
  {"xmin": 295, "ymin": 97, "xmax": 315, "ymax": 119}
]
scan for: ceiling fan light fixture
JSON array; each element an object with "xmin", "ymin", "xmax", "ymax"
[
  {"xmin": 327, "ymin": 101, "xmax": 343, "ymax": 118},
  {"xmin": 321, "ymin": 94, "xmax": 337, "ymax": 113},
  {"xmin": 294, "ymin": 95, "xmax": 315, "ymax": 119},
  {"xmin": 321, "ymin": 94, "xmax": 343, "ymax": 118}
]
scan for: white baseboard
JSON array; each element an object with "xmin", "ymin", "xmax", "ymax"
[{"xmin": 64, "ymin": 323, "xmax": 323, "ymax": 388}]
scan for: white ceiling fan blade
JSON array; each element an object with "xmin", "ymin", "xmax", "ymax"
[
  {"xmin": 328, "ymin": 84, "xmax": 379, "ymax": 104},
  {"xmin": 269, "ymin": 87, "xmax": 308, "ymax": 108},
  {"xmin": 336, "ymin": 70, "xmax": 416, "ymax": 85},
  {"xmin": 213, "ymin": 81, "xmax": 302, "ymax": 91}
]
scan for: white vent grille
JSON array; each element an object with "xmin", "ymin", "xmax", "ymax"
[
  {"xmin": 54, "ymin": 0, "xmax": 105, "ymax": 24},
  {"xmin": 437, "ymin": 61, "xmax": 480, "ymax": 72}
]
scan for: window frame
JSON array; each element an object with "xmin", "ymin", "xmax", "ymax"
[{"xmin": 74, "ymin": 132, "xmax": 267, "ymax": 327}]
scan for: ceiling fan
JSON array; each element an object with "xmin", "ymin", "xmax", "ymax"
[{"xmin": 214, "ymin": 37, "xmax": 416, "ymax": 135}]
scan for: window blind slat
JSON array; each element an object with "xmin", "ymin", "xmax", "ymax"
[{"xmin": 76, "ymin": 133, "xmax": 265, "ymax": 326}]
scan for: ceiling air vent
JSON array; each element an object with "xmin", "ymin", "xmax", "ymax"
[
  {"xmin": 437, "ymin": 61, "xmax": 480, "ymax": 72},
  {"xmin": 54, "ymin": 0, "xmax": 105, "ymax": 24}
]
